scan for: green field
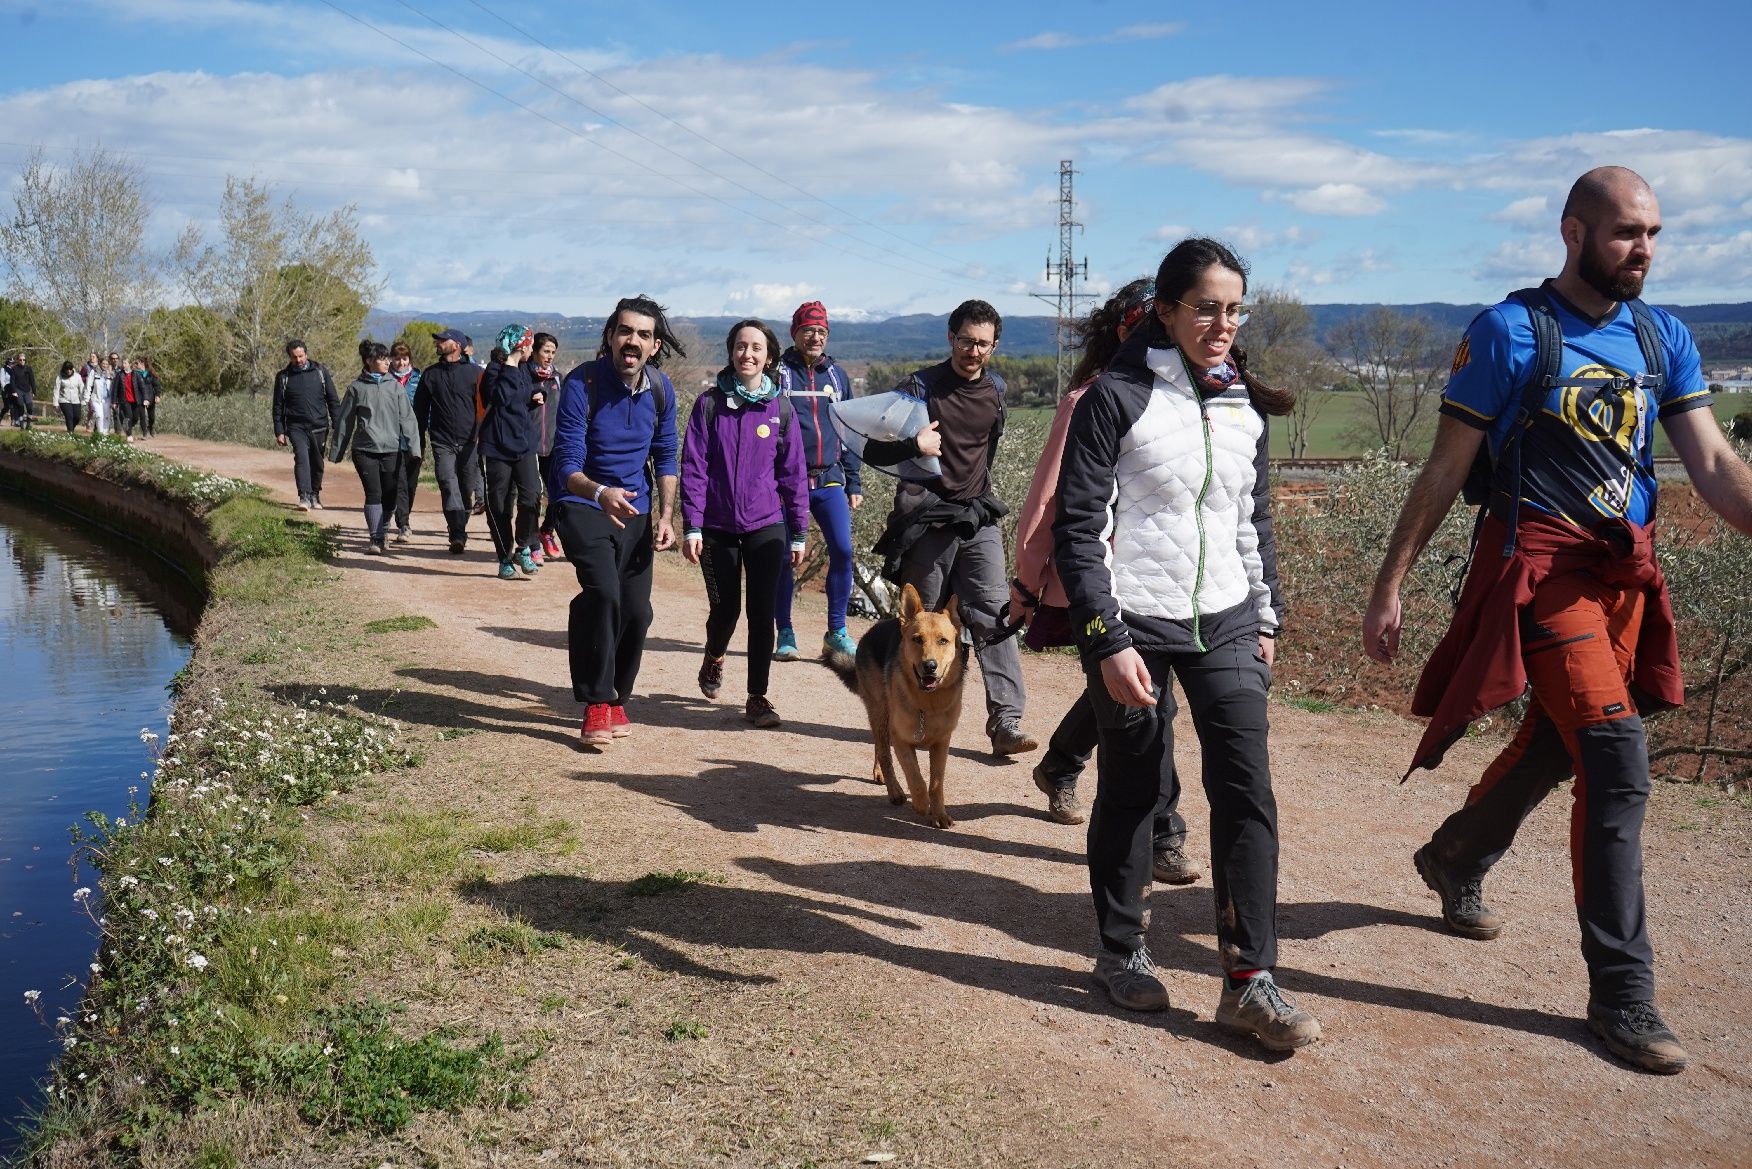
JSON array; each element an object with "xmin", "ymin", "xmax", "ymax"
[{"xmin": 1013, "ymin": 391, "xmax": 1693, "ymax": 460}]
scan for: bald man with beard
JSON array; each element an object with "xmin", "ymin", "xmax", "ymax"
[{"xmin": 1362, "ymin": 167, "xmax": 1752, "ymax": 1074}]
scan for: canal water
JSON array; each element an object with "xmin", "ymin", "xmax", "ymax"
[{"xmin": 0, "ymin": 492, "xmax": 198, "ymax": 1149}]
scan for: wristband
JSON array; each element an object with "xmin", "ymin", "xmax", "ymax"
[{"xmin": 593, "ymin": 482, "xmax": 607, "ymax": 503}]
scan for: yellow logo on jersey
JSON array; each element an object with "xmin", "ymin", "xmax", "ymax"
[{"xmin": 1556, "ymin": 363, "xmax": 1642, "ymax": 455}]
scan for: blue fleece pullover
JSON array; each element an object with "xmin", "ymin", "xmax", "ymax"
[{"xmin": 550, "ymin": 357, "xmax": 678, "ymax": 514}]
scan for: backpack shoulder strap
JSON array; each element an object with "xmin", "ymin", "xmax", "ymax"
[
  {"xmin": 1626, "ymin": 298, "xmax": 1667, "ymax": 384},
  {"xmin": 1506, "ymin": 286, "xmax": 1562, "ymax": 411}
]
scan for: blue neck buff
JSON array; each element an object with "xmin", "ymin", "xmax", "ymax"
[{"xmin": 717, "ymin": 369, "xmax": 778, "ymax": 405}]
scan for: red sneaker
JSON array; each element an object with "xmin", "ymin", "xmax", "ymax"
[
  {"xmin": 610, "ymin": 704, "xmax": 632, "ymax": 738},
  {"xmin": 540, "ymin": 531, "xmax": 562, "ymax": 559},
  {"xmin": 580, "ymin": 703, "xmax": 614, "ymax": 747}
]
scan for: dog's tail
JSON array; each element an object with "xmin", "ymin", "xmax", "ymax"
[{"xmin": 823, "ymin": 644, "xmax": 860, "ymax": 693}]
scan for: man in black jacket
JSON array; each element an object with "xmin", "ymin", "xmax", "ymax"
[
  {"xmin": 413, "ymin": 328, "xmax": 482, "ymax": 553},
  {"xmin": 7, "ymin": 354, "xmax": 37, "ymax": 428},
  {"xmin": 271, "ymin": 339, "xmax": 339, "ymax": 509}
]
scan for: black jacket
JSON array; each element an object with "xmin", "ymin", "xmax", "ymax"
[
  {"xmin": 8, "ymin": 363, "xmax": 37, "ymax": 401},
  {"xmin": 414, "ymin": 357, "xmax": 483, "ymax": 448},
  {"xmin": 271, "ymin": 361, "xmax": 339, "ymax": 434},
  {"xmin": 477, "ymin": 361, "xmax": 541, "ymax": 461}
]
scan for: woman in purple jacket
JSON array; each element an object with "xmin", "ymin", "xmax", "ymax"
[{"xmin": 681, "ymin": 319, "xmax": 810, "ymax": 728}]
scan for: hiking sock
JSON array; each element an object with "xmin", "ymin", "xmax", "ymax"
[{"xmin": 1225, "ymin": 968, "xmax": 1266, "ymax": 990}]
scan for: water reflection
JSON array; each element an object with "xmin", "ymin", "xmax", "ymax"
[{"xmin": 0, "ymin": 494, "xmax": 196, "ymax": 1149}]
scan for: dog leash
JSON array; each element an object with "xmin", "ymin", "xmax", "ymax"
[{"xmin": 969, "ymin": 579, "xmax": 1036, "ymax": 650}]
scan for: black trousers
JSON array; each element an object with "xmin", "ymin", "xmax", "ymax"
[
  {"xmin": 700, "ymin": 523, "xmax": 787, "ymax": 699},
  {"xmin": 430, "ymin": 439, "xmax": 476, "ymax": 542},
  {"xmin": 352, "ymin": 449, "xmax": 400, "ymax": 503},
  {"xmin": 393, "ymin": 450, "xmax": 422, "ymax": 532},
  {"xmin": 537, "ymin": 453, "xmax": 556, "ymax": 534},
  {"xmin": 143, "ymin": 400, "xmax": 156, "ymax": 435},
  {"xmin": 484, "ymin": 453, "xmax": 541, "ymax": 562},
  {"xmin": 286, "ymin": 424, "xmax": 328, "ymax": 500},
  {"xmin": 1086, "ymin": 636, "xmax": 1277, "ymax": 972},
  {"xmin": 555, "ymin": 503, "xmax": 653, "ymax": 706},
  {"xmin": 1040, "ymin": 691, "xmax": 1187, "ymax": 844},
  {"xmin": 59, "ymin": 403, "xmax": 82, "ymax": 432}
]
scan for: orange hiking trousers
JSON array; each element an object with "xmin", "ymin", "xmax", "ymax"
[{"xmin": 1428, "ymin": 566, "xmax": 1656, "ymax": 1005}]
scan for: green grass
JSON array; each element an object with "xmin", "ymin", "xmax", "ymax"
[
  {"xmin": 456, "ymin": 921, "xmax": 568, "ymax": 964},
  {"xmin": 662, "ymin": 1019, "xmax": 708, "ymax": 1042},
  {"xmin": 626, "ymin": 870, "xmax": 722, "ymax": 897},
  {"xmin": 364, "ymin": 614, "xmax": 437, "ymax": 634}
]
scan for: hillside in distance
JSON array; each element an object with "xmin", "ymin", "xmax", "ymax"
[{"xmin": 366, "ymin": 302, "xmax": 1752, "ymax": 364}]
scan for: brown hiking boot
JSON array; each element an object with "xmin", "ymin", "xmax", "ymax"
[
  {"xmin": 1587, "ymin": 1000, "xmax": 1689, "ymax": 1074},
  {"xmin": 743, "ymin": 695, "xmax": 782, "ymax": 728},
  {"xmin": 1152, "ymin": 840, "xmax": 1201, "ymax": 885},
  {"xmin": 1031, "ymin": 763, "xmax": 1084, "ymax": 825},
  {"xmin": 1414, "ymin": 842, "xmax": 1503, "ymax": 940},
  {"xmin": 990, "ymin": 722, "xmax": 1038, "ymax": 757},
  {"xmin": 698, "ymin": 654, "xmax": 725, "ymax": 700},
  {"xmin": 1216, "ymin": 972, "xmax": 1322, "ymax": 1052}
]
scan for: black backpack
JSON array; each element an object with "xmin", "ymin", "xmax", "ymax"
[{"xmin": 1459, "ymin": 285, "xmax": 1667, "ymax": 559}]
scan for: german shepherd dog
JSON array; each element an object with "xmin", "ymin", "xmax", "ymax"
[{"xmin": 826, "ymin": 583, "xmax": 966, "ymax": 829}]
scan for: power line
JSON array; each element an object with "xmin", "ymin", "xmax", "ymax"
[
  {"xmin": 309, "ymin": 0, "xmax": 969, "ymax": 290},
  {"xmin": 462, "ymin": 0, "xmax": 974, "ymax": 274},
  {"xmin": 375, "ymin": 0, "xmax": 991, "ymax": 290}
]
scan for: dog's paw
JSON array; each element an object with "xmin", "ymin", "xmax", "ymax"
[
  {"xmin": 930, "ymin": 810, "xmax": 955, "ymax": 829},
  {"xmin": 887, "ymin": 792, "xmax": 907, "ymax": 805}
]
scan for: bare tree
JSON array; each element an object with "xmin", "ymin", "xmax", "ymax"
[
  {"xmin": 0, "ymin": 146, "xmax": 153, "ymax": 356},
  {"xmin": 1325, "ymin": 307, "xmax": 1445, "ymax": 460},
  {"xmin": 173, "ymin": 177, "xmax": 380, "ymax": 395},
  {"xmin": 1243, "ymin": 287, "xmax": 1334, "ymax": 459}
]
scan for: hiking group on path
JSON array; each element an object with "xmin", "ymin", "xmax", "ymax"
[{"xmin": 264, "ymin": 166, "xmax": 1752, "ymax": 1075}]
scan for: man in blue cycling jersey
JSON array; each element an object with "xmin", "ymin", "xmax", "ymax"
[{"xmin": 1364, "ymin": 167, "xmax": 1752, "ymax": 1075}]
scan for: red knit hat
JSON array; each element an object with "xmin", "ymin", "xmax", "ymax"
[{"xmin": 791, "ymin": 301, "xmax": 829, "ymax": 334}]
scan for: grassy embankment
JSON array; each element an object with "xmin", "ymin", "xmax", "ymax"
[{"xmin": 1, "ymin": 429, "xmax": 560, "ymax": 1167}]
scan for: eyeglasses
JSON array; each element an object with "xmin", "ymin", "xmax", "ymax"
[
  {"xmin": 1174, "ymin": 299, "xmax": 1251, "ymax": 327},
  {"xmin": 951, "ymin": 334, "xmax": 997, "ymax": 354}
]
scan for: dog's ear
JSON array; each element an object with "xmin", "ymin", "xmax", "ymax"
[
  {"xmin": 900, "ymin": 582, "xmax": 923, "ymax": 623},
  {"xmin": 944, "ymin": 593, "xmax": 962, "ymax": 630}
]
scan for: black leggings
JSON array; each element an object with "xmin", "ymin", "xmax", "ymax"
[
  {"xmin": 352, "ymin": 449, "xmax": 401, "ymax": 542},
  {"xmin": 60, "ymin": 403, "xmax": 82, "ymax": 432},
  {"xmin": 484, "ymin": 454, "xmax": 541, "ymax": 562},
  {"xmin": 700, "ymin": 523, "xmax": 787, "ymax": 699}
]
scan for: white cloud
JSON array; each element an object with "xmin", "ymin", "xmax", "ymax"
[
  {"xmin": 724, "ymin": 283, "xmax": 821, "ymax": 318},
  {"xmin": 1000, "ymin": 22, "xmax": 1183, "ymax": 52},
  {"xmin": 1270, "ymin": 183, "xmax": 1387, "ymax": 217},
  {"xmin": 1222, "ymin": 224, "xmax": 1319, "ymax": 252},
  {"xmin": 1476, "ymin": 238, "xmax": 1561, "ymax": 286},
  {"xmin": 1489, "ymin": 195, "xmax": 1550, "ymax": 226}
]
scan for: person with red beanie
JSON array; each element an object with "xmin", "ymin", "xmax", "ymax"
[{"xmin": 772, "ymin": 300, "xmax": 864, "ymax": 668}]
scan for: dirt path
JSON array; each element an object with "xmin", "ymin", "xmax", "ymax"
[{"xmin": 153, "ymin": 436, "xmax": 1750, "ymax": 1167}]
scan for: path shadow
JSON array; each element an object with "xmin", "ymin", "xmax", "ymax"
[
  {"xmin": 263, "ymin": 667, "xmax": 576, "ymax": 749},
  {"xmin": 469, "ymin": 868, "xmax": 1593, "ymax": 1058},
  {"xmin": 595, "ymin": 758, "xmax": 1081, "ymax": 867},
  {"xmin": 466, "ymin": 870, "xmax": 1207, "ymax": 1042}
]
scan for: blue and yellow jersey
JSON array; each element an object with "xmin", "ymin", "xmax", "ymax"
[{"xmin": 1440, "ymin": 287, "xmax": 1710, "ymax": 528}]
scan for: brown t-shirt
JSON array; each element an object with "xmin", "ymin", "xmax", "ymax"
[{"xmin": 912, "ymin": 361, "xmax": 1002, "ymax": 501}]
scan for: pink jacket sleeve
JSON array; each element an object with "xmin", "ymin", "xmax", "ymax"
[{"xmin": 1012, "ymin": 385, "xmax": 1088, "ymax": 608}]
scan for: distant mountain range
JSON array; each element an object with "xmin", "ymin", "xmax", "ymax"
[{"xmin": 365, "ymin": 302, "xmax": 1752, "ymax": 365}]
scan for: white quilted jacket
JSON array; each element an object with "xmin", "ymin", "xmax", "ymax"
[{"xmin": 1110, "ymin": 347, "xmax": 1274, "ymax": 628}]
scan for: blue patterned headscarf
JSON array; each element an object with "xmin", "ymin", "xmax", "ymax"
[{"xmin": 496, "ymin": 323, "xmax": 532, "ymax": 355}]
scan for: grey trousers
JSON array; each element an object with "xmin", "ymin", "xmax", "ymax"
[{"xmin": 898, "ymin": 521, "xmax": 1024, "ymax": 736}]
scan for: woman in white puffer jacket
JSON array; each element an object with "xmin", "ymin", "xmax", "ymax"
[{"xmin": 1054, "ymin": 236, "xmax": 1318, "ymax": 1055}]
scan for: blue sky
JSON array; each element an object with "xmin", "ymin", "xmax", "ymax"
[{"xmin": 2, "ymin": 0, "xmax": 1748, "ymax": 320}]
